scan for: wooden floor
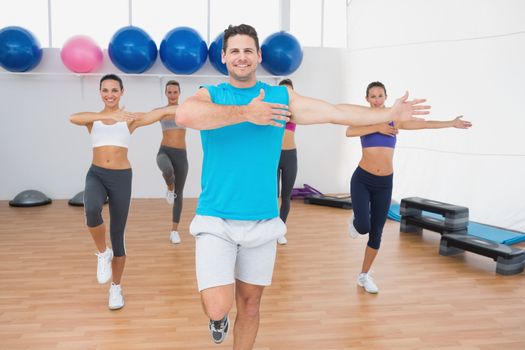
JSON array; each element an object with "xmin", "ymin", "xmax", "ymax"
[{"xmin": 1, "ymin": 199, "xmax": 524, "ymax": 350}]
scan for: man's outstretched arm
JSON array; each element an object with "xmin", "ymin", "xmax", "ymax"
[{"xmin": 288, "ymin": 88, "xmax": 430, "ymax": 126}]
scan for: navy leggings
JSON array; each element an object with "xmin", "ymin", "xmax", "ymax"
[
  {"xmin": 277, "ymin": 149, "xmax": 298, "ymax": 222},
  {"xmin": 350, "ymin": 166, "xmax": 393, "ymax": 250},
  {"xmin": 84, "ymin": 165, "xmax": 132, "ymax": 257}
]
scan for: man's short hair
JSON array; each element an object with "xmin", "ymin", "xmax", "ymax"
[{"xmin": 223, "ymin": 24, "xmax": 260, "ymax": 52}]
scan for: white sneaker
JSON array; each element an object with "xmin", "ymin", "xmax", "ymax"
[
  {"xmin": 277, "ymin": 236, "xmax": 288, "ymax": 245},
  {"xmin": 95, "ymin": 248, "xmax": 113, "ymax": 284},
  {"xmin": 170, "ymin": 230, "xmax": 181, "ymax": 244},
  {"xmin": 166, "ymin": 190, "xmax": 176, "ymax": 205},
  {"xmin": 108, "ymin": 283, "xmax": 125, "ymax": 310},
  {"xmin": 357, "ymin": 272, "xmax": 379, "ymax": 294},
  {"xmin": 348, "ymin": 214, "xmax": 359, "ymax": 239}
]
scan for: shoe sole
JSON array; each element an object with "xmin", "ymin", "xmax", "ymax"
[
  {"xmin": 97, "ymin": 250, "xmax": 113, "ymax": 284},
  {"xmin": 357, "ymin": 282, "xmax": 378, "ymax": 294},
  {"xmin": 348, "ymin": 225, "xmax": 359, "ymax": 239},
  {"xmin": 108, "ymin": 303, "xmax": 124, "ymax": 310},
  {"xmin": 97, "ymin": 261, "xmax": 112, "ymax": 284},
  {"xmin": 209, "ymin": 319, "xmax": 229, "ymax": 344},
  {"xmin": 98, "ymin": 274, "xmax": 112, "ymax": 284}
]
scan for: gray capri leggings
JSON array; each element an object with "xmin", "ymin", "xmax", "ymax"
[
  {"xmin": 277, "ymin": 149, "xmax": 298, "ymax": 222},
  {"xmin": 156, "ymin": 145, "xmax": 188, "ymax": 223},
  {"xmin": 84, "ymin": 164, "xmax": 132, "ymax": 257}
]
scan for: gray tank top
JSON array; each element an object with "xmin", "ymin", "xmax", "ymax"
[{"xmin": 160, "ymin": 117, "xmax": 184, "ymax": 131}]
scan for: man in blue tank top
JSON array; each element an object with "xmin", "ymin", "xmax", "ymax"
[{"xmin": 176, "ymin": 24, "xmax": 431, "ymax": 348}]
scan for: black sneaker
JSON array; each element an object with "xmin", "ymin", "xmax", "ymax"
[{"xmin": 208, "ymin": 315, "xmax": 229, "ymax": 344}]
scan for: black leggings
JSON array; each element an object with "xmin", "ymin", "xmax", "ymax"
[
  {"xmin": 350, "ymin": 166, "xmax": 393, "ymax": 250},
  {"xmin": 84, "ymin": 165, "xmax": 132, "ymax": 257},
  {"xmin": 156, "ymin": 145, "xmax": 188, "ymax": 223},
  {"xmin": 277, "ymin": 149, "xmax": 298, "ymax": 222}
]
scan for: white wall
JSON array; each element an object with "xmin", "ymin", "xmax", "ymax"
[
  {"xmin": 345, "ymin": 0, "xmax": 525, "ymax": 231},
  {"xmin": 285, "ymin": 47, "xmax": 353, "ymax": 194},
  {"xmin": 0, "ymin": 49, "xmax": 208, "ymax": 200}
]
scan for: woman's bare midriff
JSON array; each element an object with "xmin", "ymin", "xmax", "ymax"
[
  {"xmin": 92, "ymin": 146, "xmax": 131, "ymax": 169},
  {"xmin": 161, "ymin": 129, "xmax": 186, "ymax": 149},
  {"xmin": 358, "ymin": 147, "xmax": 395, "ymax": 176},
  {"xmin": 282, "ymin": 129, "xmax": 296, "ymax": 150}
]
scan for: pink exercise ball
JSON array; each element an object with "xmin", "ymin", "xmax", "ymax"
[{"xmin": 60, "ymin": 35, "xmax": 103, "ymax": 73}]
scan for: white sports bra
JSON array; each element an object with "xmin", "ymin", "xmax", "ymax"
[{"xmin": 91, "ymin": 121, "xmax": 130, "ymax": 148}]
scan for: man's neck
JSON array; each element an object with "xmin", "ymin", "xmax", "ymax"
[{"xmin": 228, "ymin": 76, "xmax": 258, "ymax": 89}]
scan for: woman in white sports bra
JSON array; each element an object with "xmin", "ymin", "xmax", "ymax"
[
  {"xmin": 156, "ymin": 80, "xmax": 188, "ymax": 245},
  {"xmin": 69, "ymin": 74, "xmax": 176, "ymax": 310}
]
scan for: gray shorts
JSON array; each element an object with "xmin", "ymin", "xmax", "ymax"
[{"xmin": 189, "ymin": 215, "xmax": 287, "ymax": 291}]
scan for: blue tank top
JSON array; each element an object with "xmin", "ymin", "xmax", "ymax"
[
  {"xmin": 360, "ymin": 122, "xmax": 397, "ymax": 148},
  {"xmin": 197, "ymin": 81, "xmax": 289, "ymax": 220}
]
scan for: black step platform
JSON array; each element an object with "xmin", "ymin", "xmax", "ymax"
[
  {"xmin": 304, "ymin": 195, "xmax": 352, "ymax": 209},
  {"xmin": 439, "ymin": 234, "xmax": 525, "ymax": 275},
  {"xmin": 400, "ymin": 197, "xmax": 469, "ymax": 228},
  {"xmin": 401, "ymin": 215, "xmax": 467, "ymax": 235}
]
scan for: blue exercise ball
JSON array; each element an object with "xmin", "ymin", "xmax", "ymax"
[
  {"xmin": 208, "ymin": 32, "xmax": 227, "ymax": 76},
  {"xmin": 0, "ymin": 26, "xmax": 42, "ymax": 72},
  {"xmin": 108, "ymin": 26, "xmax": 157, "ymax": 74},
  {"xmin": 160, "ymin": 27, "xmax": 207, "ymax": 74},
  {"xmin": 261, "ymin": 31, "xmax": 303, "ymax": 76}
]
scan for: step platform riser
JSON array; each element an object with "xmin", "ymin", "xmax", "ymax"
[
  {"xmin": 401, "ymin": 216, "xmax": 467, "ymax": 235},
  {"xmin": 304, "ymin": 195, "xmax": 352, "ymax": 210},
  {"xmin": 439, "ymin": 234, "xmax": 525, "ymax": 276}
]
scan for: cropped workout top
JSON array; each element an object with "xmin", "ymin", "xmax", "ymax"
[
  {"xmin": 160, "ymin": 117, "xmax": 185, "ymax": 131},
  {"xmin": 285, "ymin": 121, "xmax": 296, "ymax": 132},
  {"xmin": 360, "ymin": 122, "xmax": 397, "ymax": 148},
  {"xmin": 91, "ymin": 121, "xmax": 130, "ymax": 148}
]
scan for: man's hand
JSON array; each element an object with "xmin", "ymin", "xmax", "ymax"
[
  {"xmin": 390, "ymin": 91, "xmax": 430, "ymax": 122},
  {"xmin": 245, "ymin": 89, "xmax": 290, "ymax": 127}
]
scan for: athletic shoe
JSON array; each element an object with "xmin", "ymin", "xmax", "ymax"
[
  {"xmin": 166, "ymin": 190, "xmax": 176, "ymax": 205},
  {"xmin": 208, "ymin": 315, "xmax": 229, "ymax": 344},
  {"xmin": 277, "ymin": 236, "xmax": 288, "ymax": 245},
  {"xmin": 357, "ymin": 272, "xmax": 379, "ymax": 294},
  {"xmin": 348, "ymin": 214, "xmax": 359, "ymax": 239},
  {"xmin": 108, "ymin": 283, "xmax": 125, "ymax": 310},
  {"xmin": 170, "ymin": 230, "xmax": 181, "ymax": 244},
  {"xmin": 95, "ymin": 248, "xmax": 113, "ymax": 284}
]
